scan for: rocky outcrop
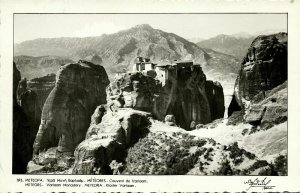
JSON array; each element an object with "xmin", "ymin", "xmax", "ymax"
[
  {"xmin": 164, "ymin": 115, "xmax": 176, "ymax": 126},
  {"xmin": 13, "ymin": 62, "xmax": 33, "ymax": 173},
  {"xmin": 17, "ymin": 78, "xmax": 42, "ymax": 135},
  {"xmin": 32, "ymin": 60, "xmax": 109, "ymax": 160},
  {"xmin": 107, "ymin": 65, "xmax": 224, "ymax": 130},
  {"xmin": 205, "ymin": 80, "xmax": 225, "ymax": 119},
  {"xmin": 71, "ymin": 65, "xmax": 225, "ymax": 174},
  {"xmin": 230, "ymin": 33, "xmax": 287, "ymax": 112},
  {"xmin": 107, "ymin": 72, "xmax": 158, "ymax": 113},
  {"xmin": 13, "ymin": 62, "xmax": 21, "ymax": 105},
  {"xmin": 27, "ymin": 73, "xmax": 56, "ymax": 109},
  {"xmin": 227, "ymin": 33, "xmax": 287, "ymax": 134},
  {"xmin": 72, "ymin": 109, "xmax": 151, "ymax": 174},
  {"xmin": 244, "ymin": 81, "xmax": 287, "ymax": 129}
]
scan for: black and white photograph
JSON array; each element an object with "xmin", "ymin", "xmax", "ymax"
[{"xmin": 12, "ymin": 13, "xmax": 288, "ymax": 176}]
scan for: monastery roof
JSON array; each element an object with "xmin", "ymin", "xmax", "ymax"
[
  {"xmin": 156, "ymin": 63, "xmax": 176, "ymax": 67},
  {"xmin": 156, "ymin": 60, "xmax": 194, "ymax": 67},
  {"xmin": 174, "ymin": 60, "xmax": 193, "ymax": 64},
  {"xmin": 135, "ymin": 61, "xmax": 156, "ymax": 64}
]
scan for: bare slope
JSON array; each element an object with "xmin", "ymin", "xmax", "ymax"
[{"xmin": 15, "ymin": 24, "xmax": 239, "ymax": 77}]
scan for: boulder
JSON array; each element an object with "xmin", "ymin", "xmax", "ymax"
[
  {"xmin": 243, "ymin": 81, "xmax": 287, "ymax": 129},
  {"xmin": 90, "ymin": 104, "xmax": 107, "ymax": 125},
  {"xmin": 164, "ymin": 114, "xmax": 176, "ymax": 126},
  {"xmin": 261, "ymin": 105, "xmax": 287, "ymax": 129},
  {"xmin": 27, "ymin": 161, "xmax": 46, "ymax": 174},
  {"xmin": 244, "ymin": 105, "xmax": 266, "ymax": 125},
  {"xmin": 35, "ymin": 147, "xmax": 57, "ymax": 166},
  {"xmin": 33, "ymin": 60, "xmax": 110, "ymax": 157}
]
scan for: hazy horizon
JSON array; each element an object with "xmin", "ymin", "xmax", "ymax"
[{"xmin": 14, "ymin": 14, "xmax": 287, "ymax": 43}]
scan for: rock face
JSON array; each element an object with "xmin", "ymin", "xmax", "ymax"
[
  {"xmin": 230, "ymin": 33, "xmax": 287, "ymax": 111},
  {"xmin": 107, "ymin": 65, "xmax": 225, "ymax": 130},
  {"xmin": 17, "ymin": 78, "xmax": 42, "ymax": 134},
  {"xmin": 71, "ymin": 64, "xmax": 225, "ymax": 174},
  {"xmin": 72, "ymin": 109, "xmax": 151, "ymax": 174},
  {"xmin": 227, "ymin": 95, "xmax": 242, "ymax": 117},
  {"xmin": 33, "ymin": 60, "xmax": 109, "ymax": 158},
  {"xmin": 227, "ymin": 32, "xmax": 287, "ymax": 135},
  {"xmin": 13, "ymin": 62, "xmax": 33, "ymax": 173},
  {"xmin": 245, "ymin": 81, "xmax": 287, "ymax": 129},
  {"xmin": 205, "ymin": 80, "xmax": 225, "ymax": 120},
  {"xmin": 107, "ymin": 72, "xmax": 158, "ymax": 113},
  {"xmin": 27, "ymin": 73, "xmax": 56, "ymax": 109},
  {"xmin": 13, "ymin": 62, "xmax": 21, "ymax": 105}
]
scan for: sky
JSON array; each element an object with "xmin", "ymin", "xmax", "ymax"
[{"xmin": 14, "ymin": 14, "xmax": 287, "ymax": 43}]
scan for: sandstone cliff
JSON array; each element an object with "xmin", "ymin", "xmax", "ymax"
[
  {"xmin": 70, "ymin": 107, "xmax": 286, "ymax": 175},
  {"xmin": 27, "ymin": 73, "xmax": 56, "ymax": 109},
  {"xmin": 13, "ymin": 62, "xmax": 36, "ymax": 173},
  {"xmin": 68, "ymin": 65, "xmax": 225, "ymax": 174},
  {"xmin": 229, "ymin": 32, "xmax": 287, "ymax": 114},
  {"xmin": 17, "ymin": 78, "xmax": 42, "ymax": 132},
  {"xmin": 32, "ymin": 60, "xmax": 109, "ymax": 161},
  {"xmin": 27, "ymin": 65, "xmax": 287, "ymax": 175},
  {"xmin": 107, "ymin": 66, "xmax": 224, "ymax": 130},
  {"xmin": 122, "ymin": 81, "xmax": 286, "ymax": 175},
  {"xmin": 205, "ymin": 80, "xmax": 225, "ymax": 120},
  {"xmin": 73, "ymin": 109, "xmax": 151, "ymax": 174}
]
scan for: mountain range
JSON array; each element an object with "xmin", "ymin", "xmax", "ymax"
[
  {"xmin": 14, "ymin": 24, "xmax": 240, "ymax": 78},
  {"xmin": 197, "ymin": 34, "xmax": 255, "ymax": 60}
]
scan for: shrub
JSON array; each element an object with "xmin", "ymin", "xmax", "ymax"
[
  {"xmin": 204, "ymin": 147, "xmax": 214, "ymax": 160},
  {"xmin": 246, "ymin": 160, "xmax": 269, "ymax": 173},
  {"xmin": 273, "ymin": 155, "xmax": 287, "ymax": 175},
  {"xmin": 226, "ymin": 142, "xmax": 255, "ymax": 165},
  {"xmin": 215, "ymin": 159, "xmax": 233, "ymax": 175},
  {"xmin": 242, "ymin": 128, "xmax": 248, "ymax": 136}
]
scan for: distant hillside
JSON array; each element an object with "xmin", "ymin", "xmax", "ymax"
[
  {"xmin": 14, "ymin": 24, "xmax": 239, "ymax": 77},
  {"xmin": 14, "ymin": 55, "xmax": 74, "ymax": 80},
  {"xmin": 188, "ymin": 37, "xmax": 205, "ymax": 43},
  {"xmin": 197, "ymin": 34, "xmax": 255, "ymax": 60}
]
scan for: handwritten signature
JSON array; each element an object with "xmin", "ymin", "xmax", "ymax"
[{"xmin": 244, "ymin": 177, "xmax": 275, "ymax": 191}]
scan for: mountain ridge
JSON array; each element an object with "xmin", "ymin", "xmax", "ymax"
[
  {"xmin": 14, "ymin": 24, "xmax": 238, "ymax": 75},
  {"xmin": 197, "ymin": 34, "xmax": 255, "ymax": 60}
]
